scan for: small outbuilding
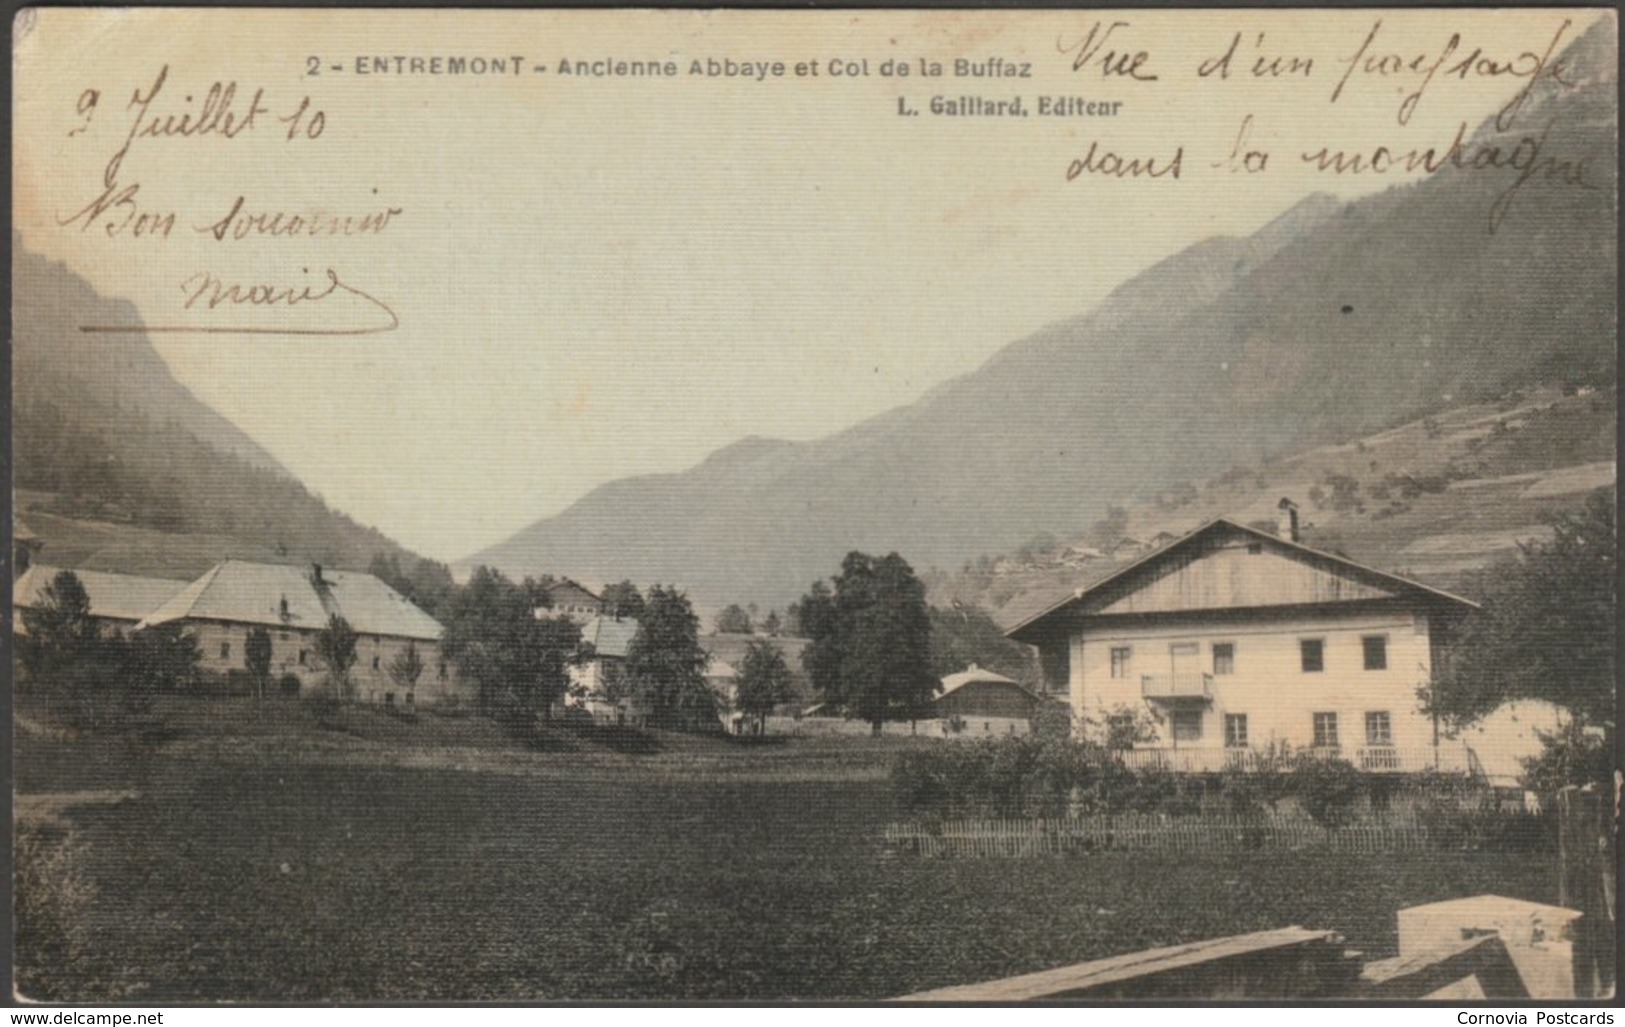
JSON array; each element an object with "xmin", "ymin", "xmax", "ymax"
[{"xmin": 934, "ymin": 664, "xmax": 1043, "ymax": 735}]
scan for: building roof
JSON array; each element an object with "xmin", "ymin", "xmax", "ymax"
[
  {"xmin": 1007, "ymin": 517, "xmax": 1479, "ymax": 644},
  {"xmin": 938, "ymin": 663, "xmax": 1023, "ymax": 698},
  {"xmin": 578, "ymin": 615, "xmax": 639, "ymax": 659},
  {"xmin": 705, "ymin": 658, "xmax": 739, "ymax": 681},
  {"xmin": 542, "ymin": 578, "xmax": 602, "ymax": 606},
  {"xmin": 137, "ymin": 560, "xmax": 443, "ymax": 641},
  {"xmin": 14, "ymin": 565, "xmax": 190, "ymax": 624}
]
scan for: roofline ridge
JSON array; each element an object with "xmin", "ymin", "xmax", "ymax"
[{"xmin": 1005, "ymin": 516, "xmax": 1479, "ymax": 640}]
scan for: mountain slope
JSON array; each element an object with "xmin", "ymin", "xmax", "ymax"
[
  {"xmin": 468, "ymin": 22, "xmax": 1617, "ymax": 608},
  {"xmin": 12, "ymin": 245, "xmax": 428, "ymax": 578}
]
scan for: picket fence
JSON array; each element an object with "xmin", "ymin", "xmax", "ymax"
[{"xmin": 883, "ymin": 813, "xmax": 1438, "ymax": 857}]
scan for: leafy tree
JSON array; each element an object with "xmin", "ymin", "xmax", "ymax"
[
  {"xmin": 440, "ymin": 566, "xmax": 584, "ymax": 725},
  {"xmin": 800, "ymin": 552, "xmax": 938, "ymax": 734},
  {"xmin": 441, "ymin": 566, "xmax": 520, "ymax": 711},
  {"xmin": 121, "ymin": 624, "xmax": 201, "ymax": 711},
  {"xmin": 715, "ymin": 603, "xmax": 754, "ymax": 635},
  {"xmin": 760, "ymin": 610, "xmax": 783, "ymax": 636},
  {"xmin": 795, "ymin": 581, "xmax": 839, "ymax": 700},
  {"xmin": 313, "ymin": 614, "xmax": 359, "ymax": 700},
  {"xmin": 734, "ymin": 639, "xmax": 793, "ymax": 735},
  {"xmin": 517, "ymin": 615, "xmax": 585, "ymax": 722},
  {"xmin": 387, "ymin": 641, "xmax": 425, "ymax": 696},
  {"xmin": 17, "ymin": 570, "xmax": 103, "ymax": 685},
  {"xmin": 244, "ymin": 626, "xmax": 273, "ymax": 700},
  {"xmin": 1425, "ymin": 490, "xmax": 1614, "ymax": 785},
  {"xmin": 600, "ymin": 580, "xmax": 645, "ymax": 621},
  {"xmin": 624, "ymin": 585, "xmax": 713, "ymax": 729}
]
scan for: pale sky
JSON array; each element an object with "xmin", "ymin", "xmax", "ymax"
[{"xmin": 14, "ymin": 8, "xmax": 1606, "ymax": 561}]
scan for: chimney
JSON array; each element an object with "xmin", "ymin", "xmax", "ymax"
[
  {"xmin": 310, "ymin": 562, "xmax": 325, "ymax": 587},
  {"xmin": 1276, "ymin": 497, "xmax": 1300, "ymax": 542}
]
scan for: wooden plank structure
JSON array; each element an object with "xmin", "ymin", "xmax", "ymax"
[
  {"xmin": 1360, "ymin": 935, "xmax": 1530, "ymax": 999},
  {"xmin": 1557, "ymin": 785, "xmax": 1616, "ymax": 998},
  {"xmin": 894, "ymin": 894, "xmax": 1595, "ymax": 1000},
  {"xmin": 894, "ymin": 927, "xmax": 1362, "ymax": 1001}
]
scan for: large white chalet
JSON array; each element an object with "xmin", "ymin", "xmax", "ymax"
[{"xmin": 1005, "ymin": 506, "xmax": 1481, "ymax": 773}]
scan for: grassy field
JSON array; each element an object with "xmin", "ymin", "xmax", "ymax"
[{"xmin": 14, "ymin": 699, "xmax": 1561, "ymax": 1002}]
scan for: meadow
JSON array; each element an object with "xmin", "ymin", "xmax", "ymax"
[{"xmin": 14, "ymin": 699, "xmax": 1560, "ymax": 1002}]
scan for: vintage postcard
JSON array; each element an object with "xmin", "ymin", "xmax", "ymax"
[{"xmin": 10, "ymin": 7, "xmax": 1617, "ymax": 1003}]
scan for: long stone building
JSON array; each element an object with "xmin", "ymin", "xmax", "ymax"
[{"xmin": 138, "ymin": 560, "xmax": 462, "ymax": 706}]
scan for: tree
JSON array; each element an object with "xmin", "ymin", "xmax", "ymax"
[
  {"xmin": 624, "ymin": 585, "xmax": 713, "ymax": 729},
  {"xmin": 17, "ymin": 570, "xmax": 103, "ymax": 685},
  {"xmin": 1426, "ymin": 490, "xmax": 1614, "ymax": 785},
  {"xmin": 600, "ymin": 580, "xmax": 645, "ymax": 622},
  {"xmin": 734, "ymin": 639, "xmax": 793, "ymax": 735},
  {"xmin": 440, "ymin": 566, "xmax": 583, "ymax": 726},
  {"xmin": 761, "ymin": 610, "xmax": 782, "ymax": 636},
  {"xmin": 313, "ymin": 614, "xmax": 359, "ymax": 700},
  {"xmin": 244, "ymin": 626, "xmax": 273, "ymax": 700},
  {"xmin": 388, "ymin": 641, "xmax": 425, "ymax": 695},
  {"xmin": 714, "ymin": 603, "xmax": 754, "ymax": 635},
  {"xmin": 518, "ymin": 615, "xmax": 585, "ymax": 723},
  {"xmin": 800, "ymin": 552, "xmax": 938, "ymax": 734},
  {"xmin": 121, "ymin": 624, "xmax": 201, "ymax": 712}
]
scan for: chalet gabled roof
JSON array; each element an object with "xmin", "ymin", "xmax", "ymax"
[
  {"xmin": 1005, "ymin": 518, "xmax": 1478, "ymax": 643},
  {"xmin": 137, "ymin": 560, "xmax": 443, "ymax": 641},
  {"xmin": 543, "ymin": 578, "xmax": 602, "ymax": 604},
  {"xmin": 578, "ymin": 615, "xmax": 639, "ymax": 660},
  {"xmin": 939, "ymin": 663, "xmax": 1021, "ymax": 696},
  {"xmin": 14, "ymin": 565, "xmax": 190, "ymax": 624}
]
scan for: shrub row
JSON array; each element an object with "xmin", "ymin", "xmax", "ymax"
[{"xmin": 890, "ymin": 735, "xmax": 1536, "ymax": 834}]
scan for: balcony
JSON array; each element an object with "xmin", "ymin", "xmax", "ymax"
[{"xmin": 1140, "ymin": 673, "xmax": 1212, "ymax": 701}]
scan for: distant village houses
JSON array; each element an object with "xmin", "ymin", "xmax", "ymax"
[
  {"xmin": 537, "ymin": 578, "xmax": 605, "ymax": 625},
  {"xmin": 567, "ymin": 614, "xmax": 640, "ymax": 723}
]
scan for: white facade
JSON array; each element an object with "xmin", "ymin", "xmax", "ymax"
[
  {"xmin": 1071, "ymin": 607, "xmax": 1437, "ymax": 756},
  {"xmin": 188, "ymin": 619, "xmax": 463, "ymax": 705},
  {"xmin": 1008, "ymin": 518, "xmax": 1479, "ymax": 772}
]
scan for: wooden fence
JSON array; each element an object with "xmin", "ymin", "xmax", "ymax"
[{"xmin": 883, "ymin": 812, "xmax": 1533, "ymax": 857}]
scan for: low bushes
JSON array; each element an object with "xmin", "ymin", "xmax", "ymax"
[
  {"xmin": 891, "ymin": 735, "xmax": 1524, "ymax": 835},
  {"xmin": 14, "ymin": 819, "xmax": 99, "ymax": 1000}
]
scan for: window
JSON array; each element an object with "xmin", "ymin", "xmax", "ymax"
[
  {"xmin": 1300, "ymin": 639, "xmax": 1324, "ymax": 673},
  {"xmin": 1109, "ymin": 646, "xmax": 1132, "ymax": 679},
  {"xmin": 1246, "ymin": 543, "xmax": 1263, "ymax": 555},
  {"xmin": 298, "ymin": 649, "xmax": 308, "ymax": 666},
  {"xmin": 1362, "ymin": 635, "xmax": 1388, "ymax": 671},
  {"xmin": 1224, "ymin": 713, "xmax": 1248, "ymax": 748},
  {"xmin": 405, "ymin": 692, "xmax": 415, "ymax": 706},
  {"xmin": 1212, "ymin": 642, "xmax": 1235, "ymax": 676},
  {"xmin": 384, "ymin": 692, "xmax": 395, "ymax": 706},
  {"xmin": 1170, "ymin": 709, "xmax": 1202, "ymax": 742},
  {"xmin": 1313, "ymin": 712, "xmax": 1339, "ymax": 748},
  {"xmin": 1365, "ymin": 711, "xmax": 1392, "ymax": 746},
  {"xmin": 438, "ymin": 661, "xmax": 448, "ymax": 680},
  {"xmin": 219, "ymin": 641, "xmax": 231, "ymax": 660},
  {"xmin": 372, "ymin": 654, "xmax": 382, "ymax": 670}
]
